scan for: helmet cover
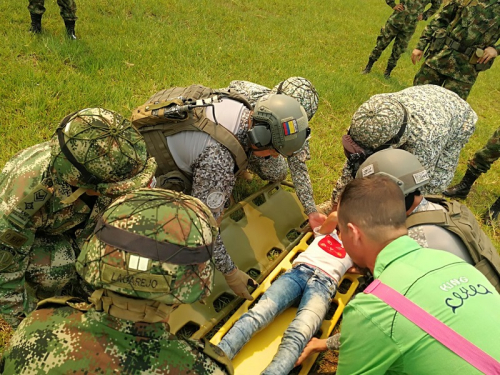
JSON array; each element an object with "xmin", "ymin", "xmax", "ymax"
[{"xmin": 76, "ymin": 188, "xmax": 218, "ymax": 304}]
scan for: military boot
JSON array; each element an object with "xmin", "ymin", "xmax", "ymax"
[
  {"xmin": 483, "ymin": 196, "xmax": 500, "ymax": 224},
  {"xmin": 64, "ymin": 20, "xmax": 77, "ymax": 40},
  {"xmin": 384, "ymin": 64, "xmax": 395, "ymax": 79},
  {"xmin": 443, "ymin": 169, "xmax": 480, "ymax": 199},
  {"xmin": 361, "ymin": 59, "xmax": 375, "ymax": 75},
  {"xmin": 30, "ymin": 13, "xmax": 42, "ymax": 34}
]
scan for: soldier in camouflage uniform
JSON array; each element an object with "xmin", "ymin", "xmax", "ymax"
[
  {"xmin": 444, "ymin": 127, "xmax": 500, "ymax": 222},
  {"xmin": 223, "ymin": 77, "xmax": 322, "ymax": 227},
  {"xmin": 412, "ymin": 0, "xmax": 500, "ymax": 100},
  {"xmin": 0, "ymin": 189, "xmax": 232, "ymax": 375},
  {"xmin": 361, "ymin": 0, "xmax": 441, "ymax": 79},
  {"xmin": 141, "ymin": 84, "xmax": 318, "ymax": 302},
  {"xmin": 0, "ymin": 108, "xmax": 157, "ymax": 328},
  {"xmin": 28, "ymin": 0, "xmax": 78, "ymax": 39},
  {"xmin": 327, "ymin": 85, "xmax": 476, "ymax": 212}
]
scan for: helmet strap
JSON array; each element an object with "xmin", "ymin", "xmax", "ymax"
[
  {"xmin": 60, "ymin": 186, "xmax": 90, "ymax": 204},
  {"xmin": 90, "ymin": 289, "xmax": 174, "ymax": 323},
  {"xmin": 56, "ymin": 113, "xmax": 102, "ymax": 186}
]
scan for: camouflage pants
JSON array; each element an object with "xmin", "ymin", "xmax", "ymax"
[
  {"xmin": 369, "ymin": 21, "xmax": 416, "ymax": 67},
  {"xmin": 413, "ymin": 64, "xmax": 474, "ymax": 100},
  {"xmin": 0, "ymin": 234, "xmax": 76, "ymax": 327},
  {"xmin": 248, "ymin": 154, "xmax": 288, "ymax": 183},
  {"xmin": 468, "ymin": 127, "xmax": 500, "ymax": 176},
  {"xmin": 28, "ymin": 0, "xmax": 77, "ymax": 21}
]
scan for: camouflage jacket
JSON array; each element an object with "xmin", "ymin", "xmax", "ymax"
[
  {"xmin": 0, "ymin": 143, "xmax": 111, "ymax": 318},
  {"xmin": 331, "ymin": 85, "xmax": 477, "ymax": 203},
  {"xmin": 0, "ymin": 305, "xmax": 230, "ymax": 375},
  {"xmin": 224, "ymin": 80, "xmax": 317, "ymax": 216},
  {"xmin": 386, "ymin": 0, "xmax": 442, "ymax": 29},
  {"xmin": 416, "ymin": 0, "xmax": 500, "ymax": 83}
]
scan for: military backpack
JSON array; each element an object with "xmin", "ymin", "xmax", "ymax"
[
  {"xmin": 131, "ymin": 85, "xmax": 253, "ymax": 193},
  {"xmin": 406, "ymin": 196, "xmax": 500, "ymax": 293}
]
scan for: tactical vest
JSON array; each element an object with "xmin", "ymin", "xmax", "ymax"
[
  {"xmin": 406, "ymin": 196, "xmax": 500, "ymax": 293},
  {"xmin": 131, "ymin": 85, "xmax": 252, "ymax": 193}
]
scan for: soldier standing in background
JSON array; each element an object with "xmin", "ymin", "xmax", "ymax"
[
  {"xmin": 411, "ymin": 0, "xmax": 500, "ymax": 99},
  {"xmin": 0, "ymin": 108, "xmax": 156, "ymax": 328},
  {"xmin": 0, "ymin": 189, "xmax": 232, "ymax": 375},
  {"xmin": 28, "ymin": 0, "xmax": 78, "ymax": 39},
  {"xmin": 361, "ymin": 0, "xmax": 442, "ymax": 79},
  {"xmin": 411, "ymin": 0, "xmax": 500, "ymax": 223}
]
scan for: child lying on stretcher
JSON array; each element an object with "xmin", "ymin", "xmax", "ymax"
[{"xmin": 217, "ymin": 226, "xmax": 352, "ymax": 375}]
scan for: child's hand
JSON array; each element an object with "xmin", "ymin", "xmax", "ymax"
[{"xmin": 317, "ymin": 211, "xmax": 338, "ymax": 235}]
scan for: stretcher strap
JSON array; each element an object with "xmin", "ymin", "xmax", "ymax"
[{"xmin": 364, "ymin": 279, "xmax": 500, "ymax": 374}]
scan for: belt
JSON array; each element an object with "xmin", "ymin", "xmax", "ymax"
[{"xmin": 445, "ymin": 37, "xmax": 476, "ymax": 57}]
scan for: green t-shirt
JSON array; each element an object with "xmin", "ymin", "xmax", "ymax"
[{"xmin": 337, "ymin": 235, "xmax": 500, "ymax": 374}]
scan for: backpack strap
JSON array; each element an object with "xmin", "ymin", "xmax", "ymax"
[
  {"xmin": 365, "ymin": 280, "xmax": 500, "ymax": 374},
  {"xmin": 407, "ymin": 197, "xmax": 500, "ymax": 293},
  {"xmin": 406, "ymin": 209, "xmax": 449, "ymax": 228},
  {"xmin": 140, "ymin": 129, "xmax": 182, "ymax": 177},
  {"xmin": 196, "ymin": 116, "xmax": 249, "ymax": 173}
]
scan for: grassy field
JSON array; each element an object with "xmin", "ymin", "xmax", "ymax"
[{"xmin": 1, "ymin": 0, "xmax": 499, "ymax": 370}]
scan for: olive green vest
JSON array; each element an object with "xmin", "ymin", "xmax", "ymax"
[
  {"xmin": 131, "ymin": 85, "xmax": 252, "ymax": 192},
  {"xmin": 406, "ymin": 196, "xmax": 500, "ymax": 293}
]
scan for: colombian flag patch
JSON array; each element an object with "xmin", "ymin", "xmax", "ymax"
[{"xmin": 282, "ymin": 119, "xmax": 298, "ymax": 135}]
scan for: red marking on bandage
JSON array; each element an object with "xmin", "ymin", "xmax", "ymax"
[{"xmin": 318, "ymin": 235, "xmax": 346, "ymax": 258}]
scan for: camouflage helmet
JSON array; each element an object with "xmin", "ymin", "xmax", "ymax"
[
  {"xmin": 356, "ymin": 148, "xmax": 430, "ymax": 195},
  {"xmin": 349, "ymin": 95, "xmax": 408, "ymax": 150},
  {"xmin": 50, "ymin": 108, "xmax": 157, "ymax": 197},
  {"xmin": 271, "ymin": 77, "xmax": 319, "ymax": 120},
  {"xmin": 249, "ymin": 94, "xmax": 310, "ymax": 157},
  {"xmin": 76, "ymin": 188, "xmax": 218, "ymax": 304}
]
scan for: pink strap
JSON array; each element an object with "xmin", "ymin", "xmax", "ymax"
[{"xmin": 364, "ymin": 279, "xmax": 500, "ymax": 374}]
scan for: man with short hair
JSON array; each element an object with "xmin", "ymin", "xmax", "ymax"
[
  {"xmin": 327, "ymin": 84, "xmax": 476, "ymax": 212},
  {"xmin": 298, "ymin": 175, "xmax": 500, "ymax": 373},
  {"xmin": 361, "ymin": 0, "xmax": 441, "ymax": 78},
  {"xmin": 0, "ymin": 189, "xmax": 232, "ymax": 374},
  {"xmin": 0, "ymin": 108, "xmax": 157, "ymax": 327}
]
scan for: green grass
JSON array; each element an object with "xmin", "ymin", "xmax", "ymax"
[{"xmin": 1, "ymin": 0, "xmax": 500, "ymax": 367}]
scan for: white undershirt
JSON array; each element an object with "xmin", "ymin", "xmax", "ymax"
[
  {"xmin": 167, "ymin": 98, "xmax": 245, "ymax": 175},
  {"xmin": 293, "ymin": 231, "xmax": 353, "ymax": 283}
]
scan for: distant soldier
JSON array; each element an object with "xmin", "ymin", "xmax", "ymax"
[
  {"xmin": 0, "ymin": 108, "xmax": 156, "ymax": 327},
  {"xmin": 0, "ymin": 189, "xmax": 232, "ymax": 375},
  {"xmin": 362, "ymin": 0, "xmax": 441, "ymax": 78},
  {"xmin": 28, "ymin": 0, "xmax": 78, "ymax": 39},
  {"xmin": 412, "ymin": 0, "xmax": 500, "ymax": 99}
]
